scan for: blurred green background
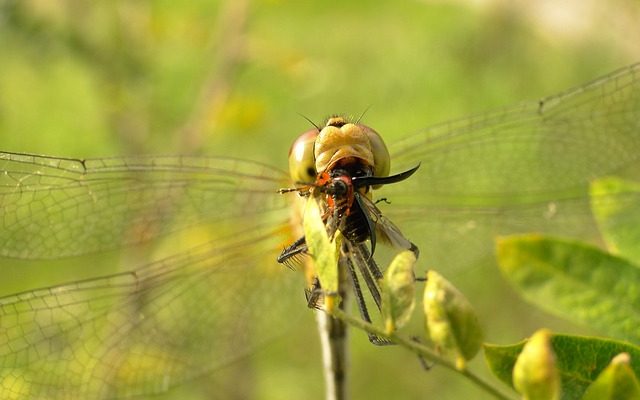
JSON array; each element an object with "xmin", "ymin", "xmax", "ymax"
[{"xmin": 0, "ymin": 0, "xmax": 638, "ymax": 399}]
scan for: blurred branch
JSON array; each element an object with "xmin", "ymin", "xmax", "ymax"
[
  {"xmin": 177, "ymin": 0, "xmax": 250, "ymax": 154},
  {"xmin": 1, "ymin": 0, "xmax": 150, "ymax": 153},
  {"xmin": 1, "ymin": 1, "xmax": 145, "ymax": 79}
]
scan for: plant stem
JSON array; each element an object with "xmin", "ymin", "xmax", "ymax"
[{"xmin": 330, "ymin": 308, "xmax": 515, "ymax": 400}]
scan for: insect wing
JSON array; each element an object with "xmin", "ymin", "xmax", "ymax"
[
  {"xmin": 0, "ymin": 154, "xmax": 303, "ymax": 398},
  {"xmin": 0, "ymin": 153, "xmax": 291, "ymax": 259},
  {"xmin": 381, "ymin": 63, "xmax": 640, "ymax": 273}
]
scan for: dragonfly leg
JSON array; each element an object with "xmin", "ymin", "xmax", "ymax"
[
  {"xmin": 410, "ymin": 336, "xmax": 434, "ymax": 371},
  {"xmin": 350, "ymin": 243, "xmax": 383, "ymax": 309},
  {"xmin": 408, "ymin": 241, "xmax": 420, "ymax": 259},
  {"xmin": 277, "ymin": 235, "xmax": 307, "ymax": 268},
  {"xmin": 344, "ymin": 245, "xmax": 393, "ymax": 346},
  {"xmin": 305, "ymin": 276, "xmax": 324, "ymax": 310}
]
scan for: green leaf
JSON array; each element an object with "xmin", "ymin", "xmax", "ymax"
[
  {"xmin": 513, "ymin": 329, "xmax": 560, "ymax": 400},
  {"xmin": 303, "ymin": 196, "xmax": 340, "ymax": 310},
  {"xmin": 423, "ymin": 270, "xmax": 483, "ymax": 369},
  {"xmin": 381, "ymin": 250, "xmax": 417, "ymax": 334},
  {"xmin": 591, "ymin": 177, "xmax": 640, "ymax": 263},
  {"xmin": 582, "ymin": 353, "xmax": 640, "ymax": 400},
  {"xmin": 496, "ymin": 235, "xmax": 640, "ymax": 343},
  {"xmin": 484, "ymin": 334, "xmax": 640, "ymax": 400}
]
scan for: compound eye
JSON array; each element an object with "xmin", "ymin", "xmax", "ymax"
[
  {"xmin": 361, "ymin": 125, "xmax": 390, "ymax": 180},
  {"xmin": 288, "ymin": 129, "xmax": 319, "ymax": 183}
]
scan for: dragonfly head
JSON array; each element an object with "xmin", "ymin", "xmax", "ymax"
[{"xmin": 288, "ymin": 116, "xmax": 390, "ymax": 189}]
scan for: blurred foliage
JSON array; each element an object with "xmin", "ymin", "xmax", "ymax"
[{"xmin": 0, "ymin": 0, "xmax": 638, "ymax": 399}]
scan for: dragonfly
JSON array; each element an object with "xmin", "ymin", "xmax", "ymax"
[{"xmin": 0, "ymin": 63, "xmax": 639, "ymax": 399}]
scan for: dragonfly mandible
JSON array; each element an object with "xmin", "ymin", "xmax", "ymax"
[{"xmin": 0, "ymin": 63, "xmax": 639, "ymax": 399}]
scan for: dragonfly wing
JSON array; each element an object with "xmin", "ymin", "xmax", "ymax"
[
  {"xmin": 381, "ymin": 63, "xmax": 640, "ymax": 273},
  {"xmin": 0, "ymin": 222, "xmax": 303, "ymax": 398},
  {"xmin": 0, "ymin": 153, "xmax": 290, "ymax": 259},
  {"xmin": 0, "ymin": 153, "xmax": 304, "ymax": 397},
  {"xmin": 359, "ymin": 195, "xmax": 413, "ymax": 252}
]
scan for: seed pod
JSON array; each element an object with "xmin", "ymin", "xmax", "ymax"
[
  {"xmin": 513, "ymin": 329, "xmax": 560, "ymax": 400},
  {"xmin": 381, "ymin": 250, "xmax": 417, "ymax": 334},
  {"xmin": 423, "ymin": 270, "xmax": 483, "ymax": 370}
]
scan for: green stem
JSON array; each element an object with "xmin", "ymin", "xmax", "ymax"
[{"xmin": 331, "ymin": 308, "xmax": 515, "ymax": 400}]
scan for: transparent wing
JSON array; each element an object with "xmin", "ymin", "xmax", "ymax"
[
  {"xmin": 0, "ymin": 223, "xmax": 302, "ymax": 399},
  {"xmin": 0, "ymin": 153, "xmax": 289, "ymax": 259},
  {"xmin": 0, "ymin": 154, "xmax": 303, "ymax": 398},
  {"xmin": 381, "ymin": 63, "xmax": 640, "ymax": 272}
]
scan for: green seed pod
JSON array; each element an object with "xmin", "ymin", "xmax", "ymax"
[
  {"xmin": 513, "ymin": 329, "xmax": 560, "ymax": 400},
  {"xmin": 303, "ymin": 196, "xmax": 341, "ymax": 311},
  {"xmin": 381, "ymin": 250, "xmax": 417, "ymax": 334},
  {"xmin": 582, "ymin": 353, "xmax": 640, "ymax": 400},
  {"xmin": 423, "ymin": 270, "xmax": 483, "ymax": 369}
]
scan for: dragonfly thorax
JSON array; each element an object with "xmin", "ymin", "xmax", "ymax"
[{"xmin": 317, "ymin": 163, "xmax": 375, "ymax": 244}]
